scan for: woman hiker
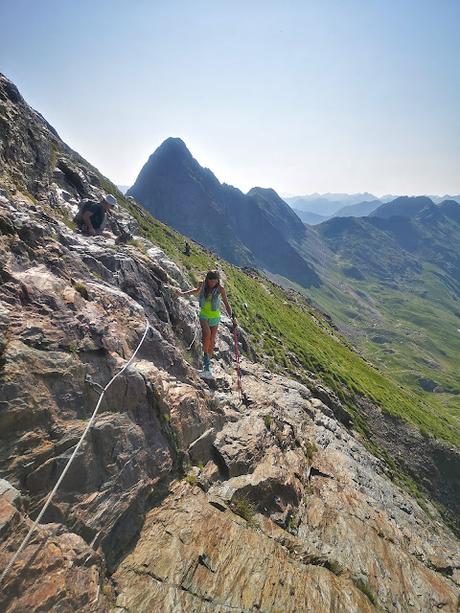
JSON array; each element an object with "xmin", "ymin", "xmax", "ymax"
[{"xmin": 177, "ymin": 270, "xmax": 236, "ymax": 377}]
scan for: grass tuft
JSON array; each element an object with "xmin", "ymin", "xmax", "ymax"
[
  {"xmin": 68, "ymin": 341, "xmax": 79, "ymax": 356},
  {"xmin": 354, "ymin": 578, "xmax": 377, "ymax": 605},
  {"xmin": 304, "ymin": 441, "xmax": 318, "ymax": 460},
  {"xmin": 184, "ymin": 473, "xmax": 198, "ymax": 486},
  {"xmin": 231, "ymin": 496, "xmax": 256, "ymax": 525},
  {"xmin": 73, "ymin": 281, "xmax": 89, "ymax": 300},
  {"xmin": 127, "ymin": 238, "xmax": 147, "ymax": 254}
]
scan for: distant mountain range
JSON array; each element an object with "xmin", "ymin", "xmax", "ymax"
[
  {"xmin": 284, "ymin": 192, "xmax": 460, "ymax": 222},
  {"xmin": 285, "ymin": 193, "xmax": 378, "ymax": 216},
  {"xmin": 311, "ymin": 196, "xmax": 460, "ymax": 402},
  {"xmin": 128, "ymin": 138, "xmax": 460, "ymax": 411},
  {"xmin": 317, "ymin": 197, "xmax": 460, "ymax": 286},
  {"xmin": 295, "ymin": 199, "xmax": 382, "ymax": 225}
]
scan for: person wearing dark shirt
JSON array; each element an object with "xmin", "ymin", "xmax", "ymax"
[{"xmin": 75, "ymin": 194, "xmax": 117, "ymax": 235}]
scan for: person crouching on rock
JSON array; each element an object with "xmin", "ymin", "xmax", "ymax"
[
  {"xmin": 177, "ymin": 270, "xmax": 236, "ymax": 377},
  {"xmin": 74, "ymin": 194, "xmax": 117, "ymax": 236}
]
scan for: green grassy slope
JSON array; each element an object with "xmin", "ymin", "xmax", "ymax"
[
  {"xmin": 309, "ymin": 211, "xmax": 460, "ymax": 411},
  {"xmin": 99, "ymin": 184, "xmax": 459, "ymax": 449},
  {"xmin": 305, "ymin": 253, "xmax": 460, "ymax": 440}
]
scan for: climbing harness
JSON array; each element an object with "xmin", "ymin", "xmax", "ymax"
[
  {"xmin": 232, "ymin": 325, "xmax": 253, "ymax": 407},
  {"xmin": 0, "ymin": 320, "xmax": 151, "ymax": 586}
]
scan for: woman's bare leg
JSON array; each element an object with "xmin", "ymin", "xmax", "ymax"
[
  {"xmin": 209, "ymin": 324, "xmax": 219, "ymax": 357},
  {"xmin": 200, "ymin": 319, "xmax": 211, "ymax": 355}
]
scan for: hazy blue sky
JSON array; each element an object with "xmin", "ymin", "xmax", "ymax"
[{"xmin": 1, "ymin": 0, "xmax": 459, "ymax": 195}]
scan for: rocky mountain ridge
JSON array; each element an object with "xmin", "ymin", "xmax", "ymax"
[
  {"xmin": 0, "ymin": 73, "xmax": 459, "ymax": 612},
  {"xmin": 369, "ymin": 196, "xmax": 437, "ymax": 219},
  {"xmin": 127, "ymin": 138, "xmax": 318, "ymax": 288}
]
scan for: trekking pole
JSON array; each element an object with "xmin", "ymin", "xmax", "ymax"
[
  {"xmin": 232, "ymin": 326, "xmax": 243, "ymax": 400},
  {"xmin": 232, "ymin": 324, "xmax": 253, "ymax": 407}
]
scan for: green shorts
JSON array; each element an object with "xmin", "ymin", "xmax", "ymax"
[{"xmin": 200, "ymin": 315, "xmax": 220, "ymax": 327}]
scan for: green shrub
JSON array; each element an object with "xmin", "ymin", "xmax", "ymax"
[
  {"xmin": 325, "ymin": 560, "xmax": 343, "ymax": 576},
  {"xmin": 231, "ymin": 497, "xmax": 256, "ymax": 525},
  {"xmin": 286, "ymin": 513, "xmax": 297, "ymax": 532}
]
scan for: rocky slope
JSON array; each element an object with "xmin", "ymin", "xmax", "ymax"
[{"xmin": 0, "ymin": 73, "xmax": 459, "ymax": 612}]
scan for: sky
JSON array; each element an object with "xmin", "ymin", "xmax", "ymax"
[{"xmin": 1, "ymin": 0, "xmax": 459, "ymax": 196}]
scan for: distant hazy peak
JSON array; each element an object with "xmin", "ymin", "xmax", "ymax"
[
  {"xmin": 370, "ymin": 195, "xmax": 435, "ymax": 219},
  {"xmin": 439, "ymin": 199, "xmax": 460, "ymax": 208}
]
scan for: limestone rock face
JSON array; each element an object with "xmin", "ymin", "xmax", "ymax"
[{"xmin": 0, "ymin": 72, "xmax": 459, "ymax": 612}]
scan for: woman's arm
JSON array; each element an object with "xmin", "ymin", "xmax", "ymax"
[
  {"xmin": 177, "ymin": 282, "xmax": 201, "ymax": 297},
  {"xmin": 220, "ymin": 287, "xmax": 235, "ymax": 320}
]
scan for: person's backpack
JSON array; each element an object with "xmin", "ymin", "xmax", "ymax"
[{"xmin": 73, "ymin": 198, "xmax": 99, "ymax": 227}]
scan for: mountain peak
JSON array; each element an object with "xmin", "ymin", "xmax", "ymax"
[
  {"xmin": 438, "ymin": 199, "xmax": 460, "ymax": 223},
  {"xmin": 150, "ymin": 137, "xmax": 192, "ymax": 161},
  {"xmin": 159, "ymin": 136, "xmax": 188, "ymax": 150},
  {"xmin": 0, "ymin": 72, "xmax": 24, "ymax": 105},
  {"xmin": 127, "ymin": 140, "xmax": 315, "ymax": 285},
  {"xmin": 127, "ymin": 137, "xmax": 203, "ymax": 203}
]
